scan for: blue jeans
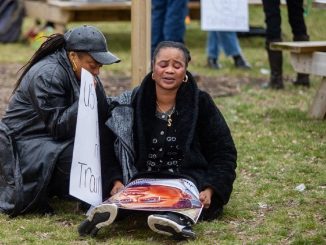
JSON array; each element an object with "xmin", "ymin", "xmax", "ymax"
[
  {"xmin": 206, "ymin": 31, "xmax": 241, "ymax": 60},
  {"xmin": 151, "ymin": 0, "xmax": 189, "ymax": 56}
]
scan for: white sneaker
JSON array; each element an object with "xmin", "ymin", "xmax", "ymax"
[
  {"xmin": 147, "ymin": 213, "xmax": 196, "ymax": 240},
  {"xmin": 78, "ymin": 203, "xmax": 118, "ymax": 236}
]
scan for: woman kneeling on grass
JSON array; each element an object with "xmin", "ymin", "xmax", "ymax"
[
  {"xmin": 0, "ymin": 25, "xmax": 120, "ymax": 216},
  {"xmin": 78, "ymin": 41, "xmax": 237, "ymax": 240}
]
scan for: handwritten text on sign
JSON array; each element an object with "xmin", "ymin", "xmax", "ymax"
[
  {"xmin": 69, "ymin": 68, "xmax": 102, "ymax": 206},
  {"xmin": 201, "ymin": 0, "xmax": 249, "ymax": 32}
]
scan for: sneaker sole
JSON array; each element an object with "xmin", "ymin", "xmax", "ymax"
[
  {"xmin": 78, "ymin": 204, "xmax": 118, "ymax": 236},
  {"xmin": 147, "ymin": 215, "xmax": 195, "ymax": 239}
]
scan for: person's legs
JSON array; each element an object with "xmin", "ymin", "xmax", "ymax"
[
  {"xmin": 219, "ymin": 31, "xmax": 251, "ymax": 69},
  {"xmin": 207, "ymin": 31, "xmax": 219, "ymax": 59},
  {"xmin": 286, "ymin": 0, "xmax": 310, "ymax": 87},
  {"xmin": 47, "ymin": 143, "xmax": 74, "ymax": 199},
  {"xmin": 206, "ymin": 31, "xmax": 221, "ymax": 69},
  {"xmin": 41, "ymin": 143, "xmax": 74, "ymax": 215},
  {"xmin": 163, "ymin": 0, "xmax": 188, "ymax": 43},
  {"xmin": 151, "ymin": 0, "xmax": 167, "ymax": 56},
  {"xmin": 264, "ymin": 39, "xmax": 284, "ymax": 89},
  {"xmin": 219, "ymin": 31, "xmax": 241, "ymax": 57},
  {"xmin": 286, "ymin": 0, "xmax": 308, "ymax": 38},
  {"xmin": 147, "ymin": 212, "xmax": 196, "ymax": 240},
  {"xmin": 262, "ymin": 0, "xmax": 284, "ymax": 89},
  {"xmin": 262, "ymin": 0, "xmax": 282, "ymax": 41}
]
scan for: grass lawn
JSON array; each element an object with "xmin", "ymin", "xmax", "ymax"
[{"xmin": 0, "ymin": 5, "xmax": 325, "ymax": 245}]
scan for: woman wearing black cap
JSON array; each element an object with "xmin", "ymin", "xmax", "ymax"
[{"xmin": 0, "ymin": 25, "xmax": 120, "ymax": 216}]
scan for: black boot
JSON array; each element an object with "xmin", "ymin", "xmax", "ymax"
[
  {"xmin": 292, "ymin": 35, "xmax": 310, "ymax": 87},
  {"xmin": 38, "ymin": 202, "xmax": 55, "ymax": 216},
  {"xmin": 293, "ymin": 35, "xmax": 309, "ymax": 42},
  {"xmin": 207, "ymin": 57, "xmax": 221, "ymax": 69},
  {"xmin": 233, "ymin": 55, "xmax": 251, "ymax": 69},
  {"xmin": 293, "ymin": 73, "xmax": 310, "ymax": 87},
  {"xmin": 264, "ymin": 43, "xmax": 284, "ymax": 89}
]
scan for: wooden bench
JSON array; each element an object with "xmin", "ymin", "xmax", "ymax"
[
  {"xmin": 271, "ymin": 41, "xmax": 326, "ymax": 119},
  {"xmin": 23, "ymin": 0, "xmax": 324, "ymax": 88},
  {"xmin": 23, "ymin": 0, "xmax": 152, "ymax": 86},
  {"xmin": 24, "ymin": 0, "xmax": 203, "ymax": 32},
  {"xmin": 313, "ymin": 0, "xmax": 326, "ymax": 9},
  {"xmin": 23, "ymin": 0, "xmax": 201, "ymax": 85}
]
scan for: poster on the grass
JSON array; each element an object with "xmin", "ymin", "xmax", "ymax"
[
  {"xmin": 201, "ymin": 0, "xmax": 249, "ymax": 31},
  {"xmin": 105, "ymin": 178, "xmax": 203, "ymax": 223},
  {"xmin": 69, "ymin": 68, "xmax": 102, "ymax": 206}
]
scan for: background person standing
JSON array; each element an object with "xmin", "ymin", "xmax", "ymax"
[
  {"xmin": 262, "ymin": 0, "xmax": 310, "ymax": 89},
  {"xmin": 151, "ymin": 0, "xmax": 189, "ymax": 57},
  {"xmin": 206, "ymin": 31, "xmax": 251, "ymax": 69}
]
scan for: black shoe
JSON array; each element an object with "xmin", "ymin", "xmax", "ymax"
[
  {"xmin": 207, "ymin": 57, "xmax": 221, "ymax": 69},
  {"xmin": 39, "ymin": 202, "xmax": 55, "ymax": 216},
  {"xmin": 233, "ymin": 55, "xmax": 251, "ymax": 69},
  {"xmin": 147, "ymin": 213, "xmax": 196, "ymax": 240},
  {"xmin": 78, "ymin": 203, "xmax": 118, "ymax": 237},
  {"xmin": 262, "ymin": 82, "xmax": 284, "ymax": 90},
  {"xmin": 76, "ymin": 201, "xmax": 91, "ymax": 213},
  {"xmin": 292, "ymin": 73, "xmax": 310, "ymax": 87},
  {"xmin": 262, "ymin": 73, "xmax": 284, "ymax": 90}
]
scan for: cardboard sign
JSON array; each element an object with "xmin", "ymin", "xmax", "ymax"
[
  {"xmin": 69, "ymin": 68, "xmax": 102, "ymax": 206},
  {"xmin": 201, "ymin": 0, "xmax": 249, "ymax": 32}
]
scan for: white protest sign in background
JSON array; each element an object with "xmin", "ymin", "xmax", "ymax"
[
  {"xmin": 69, "ymin": 68, "xmax": 102, "ymax": 206},
  {"xmin": 201, "ymin": 0, "xmax": 249, "ymax": 32}
]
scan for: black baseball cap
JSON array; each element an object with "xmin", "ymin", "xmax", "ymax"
[{"xmin": 64, "ymin": 25, "xmax": 120, "ymax": 65}]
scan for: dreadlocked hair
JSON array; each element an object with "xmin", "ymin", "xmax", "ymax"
[{"xmin": 13, "ymin": 33, "xmax": 65, "ymax": 93}]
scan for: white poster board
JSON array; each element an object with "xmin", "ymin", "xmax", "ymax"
[
  {"xmin": 69, "ymin": 68, "xmax": 102, "ymax": 206},
  {"xmin": 201, "ymin": 0, "xmax": 249, "ymax": 32}
]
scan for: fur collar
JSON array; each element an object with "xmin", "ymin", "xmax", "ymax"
[{"xmin": 134, "ymin": 71, "xmax": 199, "ymax": 160}]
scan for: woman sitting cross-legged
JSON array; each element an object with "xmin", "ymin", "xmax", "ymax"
[{"xmin": 78, "ymin": 41, "xmax": 237, "ymax": 240}]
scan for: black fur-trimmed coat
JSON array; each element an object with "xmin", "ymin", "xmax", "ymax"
[{"xmin": 132, "ymin": 71, "xmax": 237, "ymax": 219}]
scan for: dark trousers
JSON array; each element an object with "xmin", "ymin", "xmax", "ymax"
[
  {"xmin": 47, "ymin": 143, "xmax": 74, "ymax": 199},
  {"xmin": 47, "ymin": 138, "xmax": 113, "ymax": 201},
  {"xmin": 262, "ymin": 0, "xmax": 308, "ymax": 42}
]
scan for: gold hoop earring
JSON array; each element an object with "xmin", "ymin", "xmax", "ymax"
[
  {"xmin": 71, "ymin": 59, "xmax": 77, "ymax": 72},
  {"xmin": 183, "ymin": 74, "xmax": 188, "ymax": 83}
]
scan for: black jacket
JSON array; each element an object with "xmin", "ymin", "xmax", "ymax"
[
  {"xmin": 132, "ymin": 72, "xmax": 237, "ymax": 219},
  {"xmin": 0, "ymin": 48, "xmax": 110, "ymax": 215}
]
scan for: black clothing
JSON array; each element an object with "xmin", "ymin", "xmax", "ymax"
[
  {"xmin": 48, "ymin": 142, "xmax": 74, "ymax": 199},
  {"xmin": 0, "ymin": 48, "xmax": 115, "ymax": 215},
  {"xmin": 146, "ymin": 116, "xmax": 183, "ymax": 173},
  {"xmin": 130, "ymin": 72, "xmax": 237, "ymax": 219},
  {"xmin": 262, "ymin": 0, "xmax": 309, "ymax": 88},
  {"xmin": 262, "ymin": 0, "xmax": 308, "ymax": 42}
]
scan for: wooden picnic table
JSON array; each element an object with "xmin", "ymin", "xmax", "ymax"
[
  {"xmin": 271, "ymin": 41, "xmax": 326, "ymax": 119},
  {"xmin": 269, "ymin": 0, "xmax": 326, "ymax": 120},
  {"xmin": 24, "ymin": 0, "xmax": 275, "ymax": 32},
  {"xmin": 23, "ymin": 0, "xmax": 267, "ymax": 85},
  {"xmin": 24, "ymin": 0, "xmax": 203, "ymax": 33},
  {"xmin": 24, "ymin": 0, "xmax": 152, "ymax": 86},
  {"xmin": 22, "ymin": 0, "xmax": 276, "ymax": 86},
  {"xmin": 313, "ymin": 0, "xmax": 326, "ymax": 9},
  {"xmin": 23, "ymin": 0, "xmax": 324, "ymax": 88}
]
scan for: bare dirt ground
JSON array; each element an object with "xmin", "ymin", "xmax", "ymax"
[{"xmin": 0, "ymin": 63, "xmax": 259, "ymax": 117}]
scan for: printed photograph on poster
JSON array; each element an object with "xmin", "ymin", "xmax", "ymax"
[
  {"xmin": 105, "ymin": 178, "xmax": 204, "ymax": 223},
  {"xmin": 201, "ymin": 0, "xmax": 249, "ymax": 32}
]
